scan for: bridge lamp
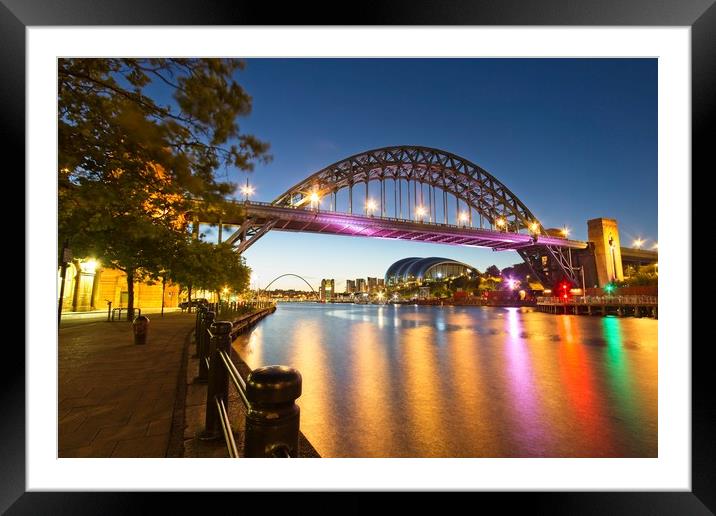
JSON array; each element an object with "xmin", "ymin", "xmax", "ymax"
[
  {"xmin": 240, "ymin": 184, "xmax": 255, "ymax": 200},
  {"xmin": 633, "ymin": 238, "xmax": 644, "ymax": 249},
  {"xmin": 561, "ymin": 226, "xmax": 570, "ymax": 237},
  {"xmin": 415, "ymin": 206, "xmax": 427, "ymax": 220},
  {"xmin": 366, "ymin": 199, "xmax": 378, "ymax": 215},
  {"xmin": 458, "ymin": 211, "xmax": 469, "ymax": 225},
  {"xmin": 309, "ymin": 192, "xmax": 321, "ymax": 208},
  {"xmin": 529, "ymin": 222, "xmax": 540, "ymax": 234},
  {"xmin": 495, "ymin": 217, "xmax": 506, "ymax": 229}
]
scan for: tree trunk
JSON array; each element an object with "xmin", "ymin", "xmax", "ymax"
[
  {"xmin": 161, "ymin": 276, "xmax": 166, "ymax": 317},
  {"xmin": 187, "ymin": 284, "xmax": 193, "ymax": 313},
  {"xmin": 127, "ymin": 269, "xmax": 135, "ymax": 320}
]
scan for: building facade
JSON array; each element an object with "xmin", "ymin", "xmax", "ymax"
[
  {"xmin": 320, "ymin": 278, "xmax": 335, "ymax": 301},
  {"xmin": 345, "ymin": 279, "xmax": 356, "ymax": 294},
  {"xmin": 385, "ymin": 257, "xmax": 478, "ymax": 287},
  {"xmin": 58, "ymin": 258, "xmax": 180, "ymax": 312}
]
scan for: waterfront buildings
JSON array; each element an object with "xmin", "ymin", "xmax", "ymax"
[
  {"xmin": 385, "ymin": 257, "xmax": 478, "ymax": 287},
  {"xmin": 320, "ymin": 278, "xmax": 335, "ymax": 301}
]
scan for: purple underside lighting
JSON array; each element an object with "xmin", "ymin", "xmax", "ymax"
[{"xmin": 242, "ymin": 203, "xmax": 587, "ymax": 250}]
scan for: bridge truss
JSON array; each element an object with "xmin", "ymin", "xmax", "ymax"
[{"xmin": 220, "ymin": 146, "xmax": 588, "ymax": 285}]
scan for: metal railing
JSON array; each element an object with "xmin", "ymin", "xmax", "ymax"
[
  {"xmin": 537, "ymin": 295, "xmax": 658, "ymax": 305},
  {"xmin": 109, "ymin": 307, "xmax": 141, "ymax": 322},
  {"xmin": 194, "ymin": 305, "xmax": 302, "ymax": 458}
]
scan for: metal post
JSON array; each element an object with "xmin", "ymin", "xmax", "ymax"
[
  {"xmin": 57, "ymin": 240, "xmax": 71, "ymax": 326},
  {"xmin": 197, "ymin": 310, "xmax": 215, "ymax": 384},
  {"xmin": 200, "ymin": 320, "xmax": 232, "ymax": 440},
  {"xmin": 244, "ymin": 365, "xmax": 302, "ymax": 458},
  {"xmin": 194, "ymin": 306, "xmax": 205, "ymax": 358}
]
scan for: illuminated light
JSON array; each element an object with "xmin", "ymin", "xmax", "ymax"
[
  {"xmin": 377, "ymin": 291, "xmax": 385, "ymax": 299},
  {"xmin": 562, "ymin": 226, "xmax": 570, "ymax": 237},
  {"xmin": 652, "ymin": 242, "xmax": 658, "ymax": 250},
  {"xmin": 633, "ymin": 238, "xmax": 644, "ymax": 249},
  {"xmin": 222, "ymin": 287, "xmax": 229, "ymax": 294},
  {"xmin": 415, "ymin": 206, "xmax": 427, "ymax": 219},
  {"xmin": 529, "ymin": 222, "xmax": 540, "ymax": 233},
  {"xmin": 366, "ymin": 199, "xmax": 378, "ymax": 214},
  {"xmin": 81, "ymin": 259, "xmax": 99, "ymax": 274},
  {"xmin": 240, "ymin": 184, "xmax": 255, "ymax": 197},
  {"xmin": 544, "ymin": 289, "xmax": 552, "ymax": 294},
  {"xmin": 458, "ymin": 211, "xmax": 469, "ymax": 223},
  {"xmin": 308, "ymin": 191, "xmax": 321, "ymax": 208},
  {"xmin": 604, "ymin": 282, "xmax": 616, "ymax": 294},
  {"xmin": 507, "ymin": 278, "xmax": 516, "ymax": 290},
  {"xmin": 495, "ymin": 217, "xmax": 506, "ymax": 228}
]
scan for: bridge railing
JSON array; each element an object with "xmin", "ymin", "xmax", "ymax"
[
  {"xmin": 243, "ymin": 200, "xmax": 540, "ymax": 236},
  {"xmin": 537, "ymin": 295, "xmax": 658, "ymax": 305},
  {"xmin": 194, "ymin": 307, "xmax": 302, "ymax": 458}
]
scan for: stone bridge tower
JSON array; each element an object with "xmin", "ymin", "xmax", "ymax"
[{"xmin": 587, "ymin": 217, "xmax": 624, "ymax": 287}]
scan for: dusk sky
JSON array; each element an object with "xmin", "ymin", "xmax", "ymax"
[{"xmin": 199, "ymin": 58, "xmax": 657, "ymax": 291}]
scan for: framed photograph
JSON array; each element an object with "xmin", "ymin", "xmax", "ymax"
[{"xmin": 8, "ymin": 0, "xmax": 709, "ymax": 512}]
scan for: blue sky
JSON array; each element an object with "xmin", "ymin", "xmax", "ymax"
[{"xmin": 198, "ymin": 58, "xmax": 656, "ymax": 291}]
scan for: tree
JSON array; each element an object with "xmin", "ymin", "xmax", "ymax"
[
  {"xmin": 167, "ymin": 240, "xmax": 251, "ymax": 310},
  {"xmin": 485, "ymin": 265, "xmax": 501, "ymax": 277},
  {"xmin": 58, "ymin": 58, "xmax": 270, "ymax": 316}
]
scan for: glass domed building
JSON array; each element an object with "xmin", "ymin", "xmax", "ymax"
[{"xmin": 385, "ymin": 257, "xmax": 478, "ymax": 287}]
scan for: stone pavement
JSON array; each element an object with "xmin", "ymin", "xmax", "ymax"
[{"xmin": 58, "ymin": 312, "xmax": 194, "ymax": 457}]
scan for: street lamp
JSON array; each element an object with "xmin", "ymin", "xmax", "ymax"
[
  {"xmin": 562, "ymin": 226, "xmax": 570, "ymax": 238},
  {"xmin": 529, "ymin": 221, "xmax": 540, "ymax": 234},
  {"xmin": 633, "ymin": 238, "xmax": 644, "ymax": 249},
  {"xmin": 309, "ymin": 191, "xmax": 321, "ymax": 209},
  {"xmin": 240, "ymin": 179, "xmax": 255, "ymax": 201},
  {"xmin": 366, "ymin": 198, "xmax": 378, "ymax": 216},
  {"xmin": 415, "ymin": 205, "xmax": 427, "ymax": 221},
  {"xmin": 495, "ymin": 217, "xmax": 506, "ymax": 230}
]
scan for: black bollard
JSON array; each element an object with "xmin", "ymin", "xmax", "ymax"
[
  {"xmin": 132, "ymin": 315, "xmax": 150, "ymax": 345},
  {"xmin": 194, "ymin": 306, "xmax": 206, "ymax": 357},
  {"xmin": 200, "ymin": 320, "xmax": 232, "ymax": 441},
  {"xmin": 244, "ymin": 365, "xmax": 302, "ymax": 457},
  {"xmin": 197, "ymin": 311, "xmax": 215, "ymax": 383}
]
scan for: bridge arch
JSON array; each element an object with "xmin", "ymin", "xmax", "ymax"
[
  {"xmin": 260, "ymin": 273, "xmax": 318, "ymax": 297},
  {"xmin": 273, "ymin": 145, "xmax": 544, "ymax": 233}
]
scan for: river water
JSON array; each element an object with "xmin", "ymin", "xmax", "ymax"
[{"xmin": 232, "ymin": 303, "xmax": 657, "ymax": 458}]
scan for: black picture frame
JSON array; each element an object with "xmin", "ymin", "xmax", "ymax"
[{"xmin": 5, "ymin": 0, "xmax": 709, "ymax": 512}]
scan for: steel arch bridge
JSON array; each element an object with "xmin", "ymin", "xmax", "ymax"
[
  {"xmin": 259, "ymin": 273, "xmax": 318, "ymax": 296},
  {"xmin": 219, "ymin": 146, "xmax": 588, "ymax": 285}
]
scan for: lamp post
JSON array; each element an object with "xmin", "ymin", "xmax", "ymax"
[
  {"xmin": 57, "ymin": 240, "xmax": 72, "ymax": 327},
  {"xmin": 572, "ymin": 265, "xmax": 586, "ymax": 302}
]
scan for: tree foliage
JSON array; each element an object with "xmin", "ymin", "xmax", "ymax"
[
  {"xmin": 58, "ymin": 58, "xmax": 268, "ymax": 314},
  {"xmin": 485, "ymin": 265, "xmax": 501, "ymax": 277}
]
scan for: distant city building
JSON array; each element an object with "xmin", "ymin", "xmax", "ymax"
[
  {"xmin": 356, "ymin": 278, "xmax": 367, "ymax": 293},
  {"xmin": 367, "ymin": 277, "xmax": 378, "ymax": 292},
  {"xmin": 385, "ymin": 257, "xmax": 478, "ymax": 287},
  {"xmin": 320, "ymin": 278, "xmax": 335, "ymax": 301},
  {"xmin": 377, "ymin": 278, "xmax": 385, "ymax": 289},
  {"xmin": 345, "ymin": 279, "xmax": 356, "ymax": 294}
]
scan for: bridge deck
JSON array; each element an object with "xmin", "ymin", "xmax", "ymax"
[{"xmin": 236, "ymin": 202, "xmax": 588, "ymax": 251}]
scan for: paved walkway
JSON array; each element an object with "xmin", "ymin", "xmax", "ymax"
[{"xmin": 58, "ymin": 312, "xmax": 194, "ymax": 457}]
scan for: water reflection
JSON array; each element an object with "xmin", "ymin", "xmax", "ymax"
[{"xmin": 234, "ymin": 303, "xmax": 657, "ymax": 458}]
